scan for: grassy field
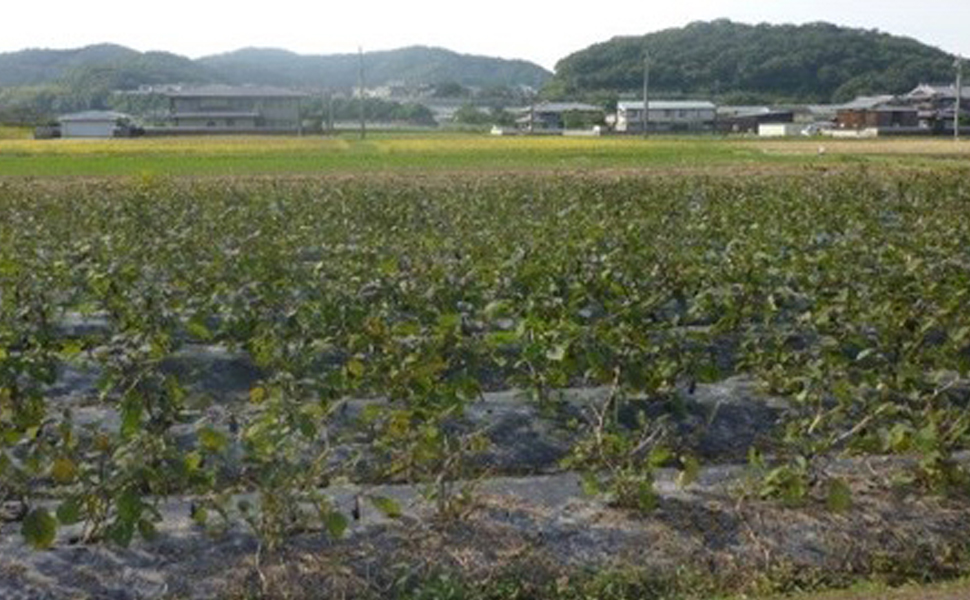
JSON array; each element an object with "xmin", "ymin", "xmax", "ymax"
[
  {"xmin": 751, "ymin": 577, "xmax": 970, "ymax": 600},
  {"xmin": 1, "ymin": 133, "xmax": 970, "ymax": 177}
]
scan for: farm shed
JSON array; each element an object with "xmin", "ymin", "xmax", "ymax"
[
  {"xmin": 58, "ymin": 111, "xmax": 134, "ymax": 138},
  {"xmin": 716, "ymin": 106, "xmax": 794, "ymax": 134},
  {"xmin": 758, "ymin": 123, "xmax": 805, "ymax": 137}
]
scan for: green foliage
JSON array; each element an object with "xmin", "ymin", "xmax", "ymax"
[
  {"xmin": 303, "ymin": 96, "xmax": 438, "ymax": 127},
  {"xmin": 550, "ymin": 19, "xmax": 957, "ymax": 102},
  {"xmin": 21, "ymin": 507, "xmax": 57, "ymax": 549},
  {"xmin": 3, "ymin": 170, "xmax": 970, "ymax": 555}
]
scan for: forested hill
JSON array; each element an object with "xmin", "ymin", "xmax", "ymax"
[
  {"xmin": 0, "ymin": 44, "xmax": 550, "ymax": 123},
  {"xmin": 546, "ymin": 20, "xmax": 957, "ymax": 103},
  {"xmin": 197, "ymin": 46, "xmax": 551, "ymax": 90},
  {"xmin": 0, "ymin": 45, "xmax": 216, "ymax": 88},
  {"xmin": 0, "ymin": 44, "xmax": 550, "ymax": 91}
]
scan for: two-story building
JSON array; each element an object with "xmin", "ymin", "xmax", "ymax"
[
  {"xmin": 160, "ymin": 85, "xmax": 307, "ymax": 132},
  {"xmin": 614, "ymin": 100, "xmax": 716, "ymax": 133}
]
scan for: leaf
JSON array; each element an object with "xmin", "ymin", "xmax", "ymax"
[
  {"xmin": 107, "ymin": 520, "xmax": 135, "ymax": 547},
  {"xmin": 190, "ymin": 503, "xmax": 208, "ymax": 526},
  {"xmin": 369, "ymin": 495, "xmax": 402, "ymax": 519},
  {"xmin": 116, "ymin": 488, "xmax": 143, "ymax": 523},
  {"xmin": 184, "ymin": 451, "xmax": 203, "ymax": 472},
  {"xmin": 56, "ymin": 498, "xmax": 82, "ymax": 525},
  {"xmin": 325, "ymin": 510, "xmax": 348, "ymax": 539},
  {"xmin": 485, "ymin": 331, "xmax": 519, "ymax": 346},
  {"xmin": 648, "ymin": 445, "xmax": 673, "ymax": 468},
  {"xmin": 484, "ymin": 300, "xmax": 512, "ymax": 319},
  {"xmin": 59, "ymin": 340, "xmax": 84, "ymax": 359},
  {"xmin": 22, "ymin": 507, "xmax": 57, "ymax": 549},
  {"xmin": 137, "ymin": 518, "xmax": 158, "ymax": 541},
  {"xmin": 747, "ymin": 446, "xmax": 765, "ymax": 471},
  {"xmin": 636, "ymin": 481, "xmax": 658, "ymax": 512},
  {"xmin": 677, "ymin": 456, "xmax": 701, "ymax": 488},
  {"xmin": 50, "ymin": 457, "xmax": 77, "ymax": 484},
  {"xmin": 345, "ymin": 359, "xmax": 365, "ymax": 379},
  {"xmin": 435, "ymin": 313, "xmax": 461, "ymax": 334},
  {"xmin": 580, "ymin": 472, "xmax": 601, "ymax": 497},
  {"xmin": 185, "ymin": 317, "xmax": 213, "ymax": 341},
  {"xmin": 120, "ymin": 396, "xmax": 143, "ymax": 438},
  {"xmin": 826, "ymin": 478, "xmax": 853, "ymax": 513},
  {"xmin": 249, "ymin": 386, "xmax": 267, "ymax": 404},
  {"xmin": 545, "ymin": 343, "xmax": 569, "ymax": 362},
  {"xmin": 198, "ymin": 427, "xmax": 228, "ymax": 453}
]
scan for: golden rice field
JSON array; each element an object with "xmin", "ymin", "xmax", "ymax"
[{"xmin": 0, "ymin": 132, "xmax": 968, "ymax": 177}]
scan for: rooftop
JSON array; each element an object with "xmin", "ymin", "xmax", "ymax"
[
  {"xmin": 837, "ymin": 95, "xmax": 898, "ymax": 110},
  {"xmin": 162, "ymin": 85, "xmax": 308, "ymax": 99},
  {"xmin": 907, "ymin": 83, "xmax": 970, "ymax": 98},
  {"xmin": 59, "ymin": 110, "xmax": 131, "ymax": 122},
  {"xmin": 532, "ymin": 101, "xmax": 601, "ymax": 113},
  {"xmin": 618, "ymin": 100, "xmax": 716, "ymax": 111}
]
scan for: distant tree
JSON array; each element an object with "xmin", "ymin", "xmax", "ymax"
[
  {"xmin": 453, "ymin": 103, "xmax": 493, "ymax": 125},
  {"xmin": 562, "ymin": 109, "xmax": 605, "ymax": 129},
  {"xmin": 434, "ymin": 81, "xmax": 470, "ymax": 98}
]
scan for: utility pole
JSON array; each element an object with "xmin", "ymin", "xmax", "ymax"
[
  {"xmin": 358, "ymin": 47, "xmax": 366, "ymax": 140},
  {"xmin": 326, "ymin": 89, "xmax": 334, "ymax": 135},
  {"xmin": 642, "ymin": 51, "xmax": 650, "ymax": 138},
  {"xmin": 955, "ymin": 56, "xmax": 963, "ymax": 141},
  {"xmin": 529, "ymin": 91, "xmax": 536, "ymax": 133}
]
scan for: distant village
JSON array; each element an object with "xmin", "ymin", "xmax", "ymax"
[{"xmin": 46, "ymin": 80, "xmax": 969, "ymax": 139}]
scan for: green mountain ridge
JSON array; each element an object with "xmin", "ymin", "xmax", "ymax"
[
  {"xmin": 0, "ymin": 44, "xmax": 551, "ymax": 122},
  {"xmin": 548, "ymin": 20, "xmax": 958, "ymax": 103},
  {"xmin": 0, "ymin": 44, "xmax": 550, "ymax": 91},
  {"xmin": 198, "ymin": 46, "xmax": 551, "ymax": 89}
]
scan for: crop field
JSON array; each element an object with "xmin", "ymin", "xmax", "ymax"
[
  {"xmin": 2, "ymin": 138, "xmax": 970, "ymax": 598},
  {"xmin": 1, "ymin": 133, "xmax": 970, "ymax": 177}
]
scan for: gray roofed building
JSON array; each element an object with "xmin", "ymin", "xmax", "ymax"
[
  {"xmin": 162, "ymin": 84, "xmax": 308, "ymax": 99},
  {"xmin": 58, "ymin": 111, "xmax": 137, "ymax": 138},
  {"xmin": 906, "ymin": 83, "xmax": 970, "ymax": 100},
  {"xmin": 157, "ymin": 85, "xmax": 307, "ymax": 133},
  {"xmin": 836, "ymin": 95, "xmax": 898, "ymax": 111},
  {"xmin": 614, "ymin": 100, "xmax": 716, "ymax": 133}
]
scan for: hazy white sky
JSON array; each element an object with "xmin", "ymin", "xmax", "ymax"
[{"xmin": 5, "ymin": 0, "xmax": 970, "ymax": 70}]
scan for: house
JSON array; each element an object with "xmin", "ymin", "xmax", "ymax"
[
  {"xmin": 614, "ymin": 100, "xmax": 716, "ymax": 133},
  {"xmin": 834, "ymin": 96, "xmax": 918, "ymax": 131},
  {"xmin": 515, "ymin": 101, "xmax": 603, "ymax": 131},
  {"xmin": 904, "ymin": 83, "xmax": 970, "ymax": 130},
  {"xmin": 58, "ymin": 111, "xmax": 139, "ymax": 138},
  {"xmin": 905, "ymin": 83, "xmax": 970, "ymax": 106},
  {"xmin": 716, "ymin": 106, "xmax": 794, "ymax": 134},
  {"xmin": 159, "ymin": 85, "xmax": 307, "ymax": 132}
]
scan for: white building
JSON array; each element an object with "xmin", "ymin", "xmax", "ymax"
[
  {"xmin": 58, "ymin": 111, "xmax": 134, "ymax": 138},
  {"xmin": 615, "ymin": 100, "xmax": 716, "ymax": 133}
]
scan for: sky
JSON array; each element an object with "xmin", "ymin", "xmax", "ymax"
[{"xmin": 4, "ymin": 0, "xmax": 970, "ymax": 71}]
